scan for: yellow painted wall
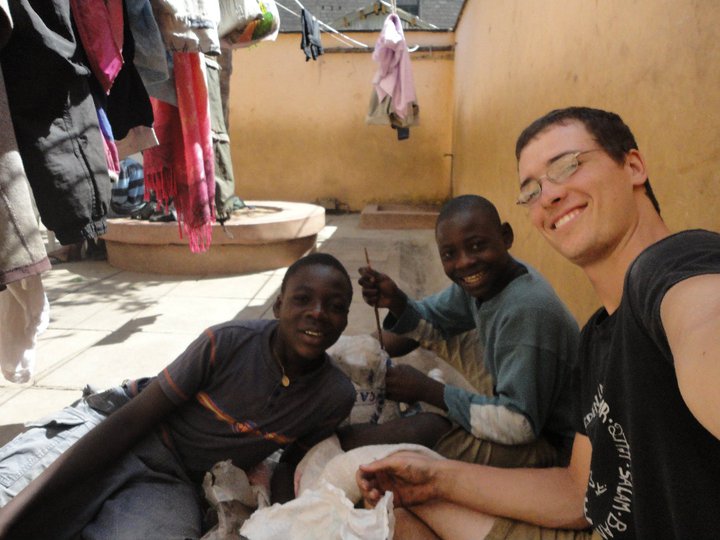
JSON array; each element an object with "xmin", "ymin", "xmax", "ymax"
[
  {"xmin": 227, "ymin": 32, "xmax": 455, "ymax": 210},
  {"xmin": 452, "ymin": 0, "xmax": 720, "ymax": 323}
]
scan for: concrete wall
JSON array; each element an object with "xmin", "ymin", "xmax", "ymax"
[
  {"xmin": 452, "ymin": 0, "xmax": 720, "ymax": 323},
  {"xmin": 227, "ymin": 31, "xmax": 455, "ymax": 211}
]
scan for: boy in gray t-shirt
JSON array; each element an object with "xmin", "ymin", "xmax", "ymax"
[{"xmin": 0, "ymin": 253, "xmax": 356, "ymax": 539}]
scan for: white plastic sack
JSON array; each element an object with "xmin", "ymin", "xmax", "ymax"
[
  {"xmin": 294, "ymin": 434, "xmax": 345, "ymax": 497},
  {"xmin": 240, "ymin": 481, "xmax": 395, "ymax": 540},
  {"xmin": 328, "ymin": 334, "xmax": 454, "ymax": 423},
  {"xmin": 327, "ymin": 335, "xmax": 399, "ymax": 425}
]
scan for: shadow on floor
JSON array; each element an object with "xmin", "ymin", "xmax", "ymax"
[{"xmin": 0, "ymin": 423, "xmax": 25, "ymax": 447}]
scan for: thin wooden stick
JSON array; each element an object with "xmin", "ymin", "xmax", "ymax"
[{"xmin": 364, "ymin": 247, "xmax": 386, "ymax": 351}]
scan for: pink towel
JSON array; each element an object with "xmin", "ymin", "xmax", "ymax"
[{"xmin": 143, "ymin": 52, "xmax": 215, "ymax": 253}]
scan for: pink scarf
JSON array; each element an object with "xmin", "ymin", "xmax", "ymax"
[{"xmin": 143, "ymin": 52, "xmax": 215, "ymax": 252}]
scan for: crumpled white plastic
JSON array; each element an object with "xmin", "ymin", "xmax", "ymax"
[
  {"xmin": 204, "ymin": 440, "xmax": 444, "ymax": 539},
  {"xmin": 201, "ymin": 458, "xmax": 274, "ymax": 539},
  {"xmin": 296, "ymin": 438, "xmax": 444, "ymax": 504},
  {"xmin": 239, "ymin": 481, "xmax": 395, "ymax": 540}
]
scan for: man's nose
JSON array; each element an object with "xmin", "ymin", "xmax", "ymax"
[{"xmin": 538, "ymin": 178, "xmax": 567, "ymax": 206}]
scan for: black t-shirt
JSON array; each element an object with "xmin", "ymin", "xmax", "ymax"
[{"xmin": 574, "ymin": 230, "xmax": 720, "ymax": 539}]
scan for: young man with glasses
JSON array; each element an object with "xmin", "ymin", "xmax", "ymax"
[{"xmin": 355, "ymin": 107, "xmax": 720, "ymax": 539}]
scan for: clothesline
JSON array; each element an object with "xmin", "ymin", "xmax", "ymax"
[{"xmin": 275, "ymin": 1, "xmax": 370, "ymax": 49}]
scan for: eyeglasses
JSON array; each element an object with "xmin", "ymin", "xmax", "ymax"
[{"xmin": 516, "ymin": 149, "xmax": 602, "ymax": 206}]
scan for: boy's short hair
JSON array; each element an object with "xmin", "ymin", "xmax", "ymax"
[
  {"xmin": 436, "ymin": 194, "xmax": 502, "ymax": 231},
  {"xmin": 282, "ymin": 252, "xmax": 353, "ymax": 300},
  {"xmin": 514, "ymin": 107, "xmax": 660, "ymax": 214}
]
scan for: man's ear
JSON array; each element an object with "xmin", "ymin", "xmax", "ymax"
[
  {"xmin": 625, "ymin": 149, "xmax": 648, "ymax": 188},
  {"xmin": 272, "ymin": 295, "xmax": 282, "ymax": 318},
  {"xmin": 501, "ymin": 222, "xmax": 514, "ymax": 250}
]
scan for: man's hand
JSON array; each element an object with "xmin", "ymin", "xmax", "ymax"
[
  {"xmin": 357, "ymin": 266, "xmax": 408, "ymax": 316},
  {"xmin": 386, "ymin": 364, "xmax": 446, "ymax": 410},
  {"xmin": 356, "ymin": 451, "xmax": 442, "ymax": 509}
]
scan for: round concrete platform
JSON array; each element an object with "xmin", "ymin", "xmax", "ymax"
[{"xmin": 103, "ymin": 201, "xmax": 325, "ymax": 275}]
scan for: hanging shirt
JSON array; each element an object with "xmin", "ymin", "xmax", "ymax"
[
  {"xmin": 300, "ymin": 8, "xmax": 323, "ymax": 61},
  {"xmin": 371, "ymin": 13, "xmax": 417, "ymax": 120}
]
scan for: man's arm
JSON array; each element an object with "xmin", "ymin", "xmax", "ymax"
[
  {"xmin": 0, "ymin": 380, "xmax": 177, "ymax": 536},
  {"xmin": 358, "ymin": 433, "xmax": 592, "ymax": 530},
  {"xmin": 661, "ymin": 273, "xmax": 720, "ymax": 439}
]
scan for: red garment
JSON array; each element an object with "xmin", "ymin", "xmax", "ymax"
[
  {"xmin": 69, "ymin": 0, "xmax": 124, "ymax": 94},
  {"xmin": 143, "ymin": 52, "xmax": 215, "ymax": 253}
]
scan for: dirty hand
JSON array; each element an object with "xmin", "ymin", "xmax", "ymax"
[
  {"xmin": 385, "ymin": 364, "xmax": 445, "ymax": 407},
  {"xmin": 356, "ymin": 450, "xmax": 441, "ymax": 508},
  {"xmin": 357, "ymin": 266, "xmax": 407, "ymax": 315}
]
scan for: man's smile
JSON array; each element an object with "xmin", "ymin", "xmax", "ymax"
[{"xmin": 552, "ymin": 207, "xmax": 584, "ymax": 230}]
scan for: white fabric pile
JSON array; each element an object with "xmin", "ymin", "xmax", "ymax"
[{"xmin": 241, "ymin": 437, "xmax": 443, "ymax": 540}]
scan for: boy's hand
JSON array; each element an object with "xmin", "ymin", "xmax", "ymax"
[
  {"xmin": 386, "ymin": 364, "xmax": 446, "ymax": 410},
  {"xmin": 357, "ymin": 266, "xmax": 408, "ymax": 316},
  {"xmin": 356, "ymin": 451, "xmax": 441, "ymax": 508}
]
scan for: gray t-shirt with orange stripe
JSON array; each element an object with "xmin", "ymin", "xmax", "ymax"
[{"xmin": 158, "ymin": 319, "xmax": 355, "ymax": 482}]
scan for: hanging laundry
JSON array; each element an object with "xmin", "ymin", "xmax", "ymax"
[
  {"xmin": 143, "ymin": 52, "xmax": 216, "ymax": 253},
  {"xmin": 152, "ymin": 0, "xmax": 221, "ymax": 55},
  {"xmin": 144, "ymin": 51, "xmax": 179, "ymax": 107},
  {"xmin": 366, "ymin": 13, "xmax": 419, "ymax": 140},
  {"xmin": 147, "ymin": 0, "xmax": 223, "ymax": 110},
  {"xmin": 205, "ymin": 54, "xmax": 244, "ymax": 222},
  {"xmin": 0, "ymin": 0, "xmax": 111, "ymax": 245},
  {"xmin": 0, "ymin": 17, "xmax": 51, "ymax": 286},
  {"xmin": 125, "ymin": 0, "xmax": 170, "ymax": 87},
  {"xmin": 69, "ymin": 0, "xmax": 124, "ymax": 94},
  {"xmin": 103, "ymin": 0, "xmax": 156, "ymax": 157},
  {"xmin": 123, "ymin": 1, "xmax": 172, "ymax": 160},
  {"xmin": 0, "ymin": 275, "xmax": 50, "ymax": 383},
  {"xmin": 122, "ymin": 0, "xmax": 175, "ymax": 107},
  {"xmin": 95, "ymin": 99, "xmax": 121, "ymax": 181},
  {"xmin": 300, "ymin": 8, "xmax": 323, "ymax": 61},
  {"xmin": 0, "ymin": 0, "xmax": 50, "ymax": 384}
]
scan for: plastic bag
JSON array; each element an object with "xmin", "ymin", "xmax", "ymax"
[
  {"xmin": 328, "ymin": 335, "xmax": 400, "ymax": 425},
  {"xmin": 201, "ymin": 458, "xmax": 274, "ymax": 539},
  {"xmin": 240, "ymin": 481, "xmax": 395, "ymax": 540},
  {"xmin": 218, "ymin": 0, "xmax": 280, "ymax": 48},
  {"xmin": 296, "ymin": 441, "xmax": 444, "ymax": 504}
]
